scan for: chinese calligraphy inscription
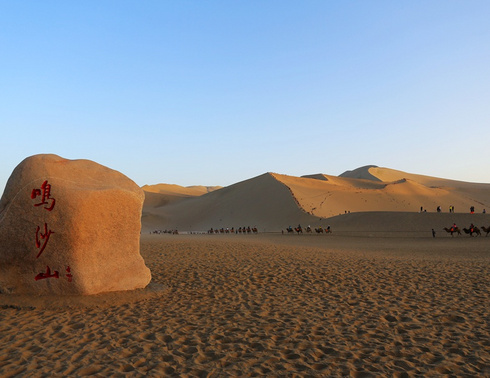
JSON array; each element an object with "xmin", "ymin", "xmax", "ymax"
[
  {"xmin": 31, "ymin": 180, "xmax": 73, "ymax": 283},
  {"xmin": 31, "ymin": 180, "xmax": 56, "ymax": 211},
  {"xmin": 35, "ymin": 223, "xmax": 54, "ymax": 258}
]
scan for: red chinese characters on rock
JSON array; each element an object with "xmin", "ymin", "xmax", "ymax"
[
  {"xmin": 31, "ymin": 180, "xmax": 56, "ymax": 211},
  {"xmin": 35, "ymin": 223, "xmax": 54, "ymax": 258},
  {"xmin": 66, "ymin": 266, "xmax": 73, "ymax": 282},
  {"xmin": 30, "ymin": 180, "xmax": 73, "ymax": 283},
  {"xmin": 34, "ymin": 266, "xmax": 59, "ymax": 281},
  {"xmin": 34, "ymin": 265, "xmax": 73, "ymax": 282}
]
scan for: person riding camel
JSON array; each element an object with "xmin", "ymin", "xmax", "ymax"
[
  {"xmin": 451, "ymin": 223, "xmax": 457, "ymax": 232},
  {"xmin": 470, "ymin": 223, "xmax": 475, "ymax": 233}
]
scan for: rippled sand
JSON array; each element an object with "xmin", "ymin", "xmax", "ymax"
[{"xmin": 1, "ymin": 233, "xmax": 489, "ymax": 376}]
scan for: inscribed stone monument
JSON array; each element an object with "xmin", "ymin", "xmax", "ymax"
[{"xmin": 0, "ymin": 154, "xmax": 151, "ymax": 295}]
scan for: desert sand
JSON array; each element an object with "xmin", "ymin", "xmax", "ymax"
[
  {"xmin": 1, "ymin": 232, "xmax": 488, "ymax": 376},
  {"xmin": 1, "ymin": 165, "xmax": 489, "ymax": 376}
]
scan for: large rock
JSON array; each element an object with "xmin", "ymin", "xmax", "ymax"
[{"xmin": 0, "ymin": 154, "xmax": 151, "ymax": 295}]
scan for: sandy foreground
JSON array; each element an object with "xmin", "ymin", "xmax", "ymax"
[{"xmin": 1, "ymin": 233, "xmax": 489, "ymax": 377}]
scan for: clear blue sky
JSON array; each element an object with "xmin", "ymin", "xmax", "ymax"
[{"xmin": 1, "ymin": 1, "xmax": 489, "ymax": 192}]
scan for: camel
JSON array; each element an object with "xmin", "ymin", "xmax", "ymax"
[
  {"xmin": 443, "ymin": 227, "xmax": 461, "ymax": 236},
  {"xmin": 463, "ymin": 227, "xmax": 481, "ymax": 237},
  {"xmin": 481, "ymin": 226, "xmax": 490, "ymax": 236},
  {"xmin": 317, "ymin": 226, "xmax": 332, "ymax": 234}
]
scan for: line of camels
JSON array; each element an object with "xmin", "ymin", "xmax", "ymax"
[
  {"xmin": 443, "ymin": 225, "xmax": 490, "ymax": 237},
  {"xmin": 286, "ymin": 225, "xmax": 332, "ymax": 234},
  {"xmin": 287, "ymin": 225, "xmax": 489, "ymax": 236},
  {"xmin": 208, "ymin": 227, "xmax": 259, "ymax": 234}
]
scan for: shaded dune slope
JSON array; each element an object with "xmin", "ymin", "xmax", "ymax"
[{"xmin": 325, "ymin": 212, "xmax": 490, "ymax": 237}]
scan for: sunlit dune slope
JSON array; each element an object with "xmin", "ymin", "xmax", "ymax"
[{"xmin": 272, "ymin": 172, "xmax": 479, "ymax": 219}]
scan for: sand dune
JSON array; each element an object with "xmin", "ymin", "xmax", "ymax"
[
  {"xmin": 338, "ymin": 164, "xmax": 382, "ymax": 181},
  {"xmin": 142, "ymin": 183, "xmax": 221, "ymax": 197},
  {"xmin": 142, "ymin": 166, "xmax": 490, "ymax": 233},
  {"xmin": 143, "ymin": 173, "xmax": 320, "ymax": 232}
]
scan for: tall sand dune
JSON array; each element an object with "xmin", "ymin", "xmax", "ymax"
[{"xmin": 142, "ymin": 173, "xmax": 320, "ymax": 232}]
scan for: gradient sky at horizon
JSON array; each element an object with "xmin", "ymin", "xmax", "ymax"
[{"xmin": 1, "ymin": 1, "xmax": 489, "ymax": 192}]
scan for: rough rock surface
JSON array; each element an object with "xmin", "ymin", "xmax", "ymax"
[{"xmin": 0, "ymin": 154, "xmax": 151, "ymax": 295}]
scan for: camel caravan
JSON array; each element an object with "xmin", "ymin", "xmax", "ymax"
[
  {"xmin": 285, "ymin": 225, "xmax": 332, "ymax": 235},
  {"xmin": 444, "ymin": 224, "xmax": 490, "ymax": 237},
  {"xmin": 208, "ymin": 227, "xmax": 258, "ymax": 234}
]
